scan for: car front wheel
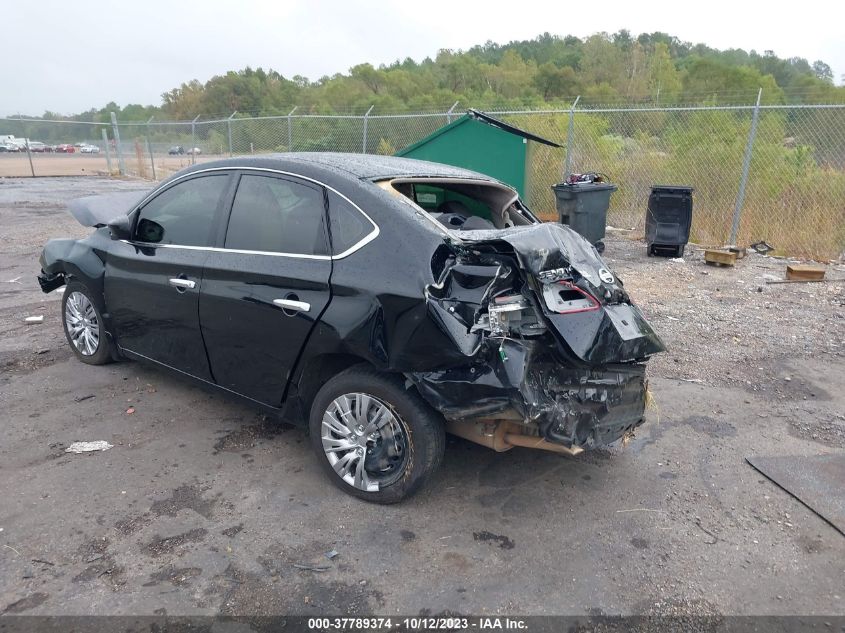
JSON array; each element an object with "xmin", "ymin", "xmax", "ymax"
[
  {"xmin": 61, "ymin": 281, "xmax": 112, "ymax": 365},
  {"xmin": 309, "ymin": 366, "xmax": 445, "ymax": 504}
]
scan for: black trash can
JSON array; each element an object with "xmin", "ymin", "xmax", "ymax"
[
  {"xmin": 552, "ymin": 181, "xmax": 617, "ymax": 253},
  {"xmin": 646, "ymin": 185, "xmax": 694, "ymax": 257}
]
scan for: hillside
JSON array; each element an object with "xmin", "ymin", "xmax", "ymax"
[{"xmin": 33, "ymin": 30, "xmax": 845, "ymax": 123}]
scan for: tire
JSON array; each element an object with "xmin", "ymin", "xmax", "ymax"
[
  {"xmin": 61, "ymin": 281, "xmax": 112, "ymax": 365},
  {"xmin": 309, "ymin": 366, "xmax": 445, "ymax": 504}
]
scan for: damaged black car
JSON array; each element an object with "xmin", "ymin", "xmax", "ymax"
[{"xmin": 38, "ymin": 153, "xmax": 665, "ymax": 503}]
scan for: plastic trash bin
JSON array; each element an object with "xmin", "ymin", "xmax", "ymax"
[
  {"xmin": 552, "ymin": 182, "xmax": 617, "ymax": 253},
  {"xmin": 646, "ymin": 185, "xmax": 694, "ymax": 257}
]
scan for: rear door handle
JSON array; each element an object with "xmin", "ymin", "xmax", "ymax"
[
  {"xmin": 169, "ymin": 278, "xmax": 196, "ymax": 290},
  {"xmin": 273, "ymin": 298, "xmax": 310, "ymax": 313}
]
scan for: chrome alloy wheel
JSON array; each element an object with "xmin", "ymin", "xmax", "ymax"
[
  {"xmin": 64, "ymin": 291, "xmax": 100, "ymax": 356},
  {"xmin": 321, "ymin": 392, "xmax": 410, "ymax": 492}
]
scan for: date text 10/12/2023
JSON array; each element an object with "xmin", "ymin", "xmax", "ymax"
[{"xmin": 307, "ymin": 617, "xmax": 528, "ymax": 630}]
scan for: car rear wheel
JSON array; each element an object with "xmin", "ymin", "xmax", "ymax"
[
  {"xmin": 62, "ymin": 282, "xmax": 111, "ymax": 365},
  {"xmin": 309, "ymin": 366, "xmax": 445, "ymax": 504}
]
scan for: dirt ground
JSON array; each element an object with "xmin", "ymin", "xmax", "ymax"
[
  {"xmin": 0, "ymin": 176, "xmax": 843, "ymax": 618},
  {"xmin": 0, "ymin": 153, "xmax": 218, "ymax": 178}
]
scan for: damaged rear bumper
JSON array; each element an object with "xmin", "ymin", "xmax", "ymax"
[
  {"xmin": 409, "ymin": 223, "xmax": 663, "ymax": 453},
  {"xmin": 409, "ymin": 340, "xmax": 648, "ymax": 450}
]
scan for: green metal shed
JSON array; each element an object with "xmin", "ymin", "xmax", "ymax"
[{"xmin": 395, "ymin": 109, "xmax": 561, "ymax": 198}]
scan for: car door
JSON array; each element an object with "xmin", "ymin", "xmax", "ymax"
[
  {"xmin": 105, "ymin": 172, "xmax": 233, "ymax": 380},
  {"xmin": 198, "ymin": 171, "xmax": 332, "ymax": 406}
]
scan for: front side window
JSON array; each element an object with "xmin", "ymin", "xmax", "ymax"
[
  {"xmin": 134, "ymin": 175, "xmax": 228, "ymax": 246},
  {"xmin": 225, "ymin": 174, "xmax": 328, "ymax": 255}
]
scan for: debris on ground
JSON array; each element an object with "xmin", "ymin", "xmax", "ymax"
[
  {"xmin": 750, "ymin": 240, "xmax": 775, "ymax": 254},
  {"xmin": 325, "ymin": 549, "xmax": 339, "ymax": 560},
  {"xmin": 766, "ymin": 278, "xmax": 827, "ymax": 285},
  {"xmin": 704, "ymin": 249, "xmax": 737, "ymax": 267},
  {"xmin": 292, "ymin": 563, "xmax": 330, "ymax": 572},
  {"xmin": 73, "ymin": 394, "xmax": 95, "ymax": 403},
  {"xmin": 746, "ymin": 454, "xmax": 845, "ymax": 536},
  {"xmin": 786, "ymin": 264, "xmax": 826, "ymax": 281},
  {"xmin": 65, "ymin": 441, "xmax": 113, "ymax": 454},
  {"xmin": 24, "ymin": 315, "xmax": 44, "ymax": 323}
]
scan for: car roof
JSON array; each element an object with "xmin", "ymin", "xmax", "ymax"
[{"xmin": 179, "ymin": 152, "xmax": 500, "ymax": 183}]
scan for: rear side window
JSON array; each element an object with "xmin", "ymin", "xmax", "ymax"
[
  {"xmin": 328, "ymin": 191, "xmax": 373, "ymax": 255},
  {"xmin": 135, "ymin": 175, "xmax": 228, "ymax": 246},
  {"xmin": 225, "ymin": 175, "xmax": 328, "ymax": 256}
]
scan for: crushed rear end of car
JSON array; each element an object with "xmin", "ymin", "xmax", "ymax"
[{"xmin": 408, "ymin": 222, "xmax": 665, "ymax": 454}]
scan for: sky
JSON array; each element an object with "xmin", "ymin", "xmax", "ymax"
[{"xmin": 1, "ymin": 0, "xmax": 842, "ymax": 117}]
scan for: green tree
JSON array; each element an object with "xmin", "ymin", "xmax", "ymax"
[{"xmin": 533, "ymin": 63, "xmax": 579, "ymax": 100}]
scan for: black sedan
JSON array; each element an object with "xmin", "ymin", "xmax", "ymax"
[{"xmin": 38, "ymin": 153, "xmax": 664, "ymax": 503}]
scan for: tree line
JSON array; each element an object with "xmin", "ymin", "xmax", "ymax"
[{"xmin": 21, "ymin": 30, "xmax": 845, "ymax": 124}]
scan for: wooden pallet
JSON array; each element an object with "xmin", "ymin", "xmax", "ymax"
[
  {"xmin": 786, "ymin": 264, "xmax": 825, "ymax": 281},
  {"xmin": 704, "ymin": 249, "xmax": 737, "ymax": 267}
]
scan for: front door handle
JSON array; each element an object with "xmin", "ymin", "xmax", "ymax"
[
  {"xmin": 273, "ymin": 298, "xmax": 310, "ymax": 313},
  {"xmin": 169, "ymin": 278, "xmax": 196, "ymax": 290}
]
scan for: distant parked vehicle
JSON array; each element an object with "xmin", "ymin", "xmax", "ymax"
[
  {"xmin": 168, "ymin": 145, "xmax": 185, "ymax": 155},
  {"xmin": 80, "ymin": 145, "xmax": 100, "ymax": 154},
  {"xmin": 56, "ymin": 144, "xmax": 76, "ymax": 153},
  {"xmin": 0, "ymin": 144, "xmax": 19, "ymax": 152},
  {"xmin": 186, "ymin": 147, "xmax": 202, "ymax": 155}
]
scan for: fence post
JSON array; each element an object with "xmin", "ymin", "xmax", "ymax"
[
  {"xmin": 446, "ymin": 101, "xmax": 460, "ymax": 124},
  {"xmin": 563, "ymin": 95, "xmax": 580, "ymax": 178},
  {"xmin": 191, "ymin": 115, "xmax": 200, "ymax": 165},
  {"xmin": 19, "ymin": 116, "xmax": 35, "ymax": 177},
  {"xmin": 730, "ymin": 88, "xmax": 762, "ymax": 246},
  {"xmin": 287, "ymin": 106, "xmax": 297, "ymax": 152},
  {"xmin": 362, "ymin": 105, "xmax": 374, "ymax": 153},
  {"xmin": 146, "ymin": 116, "xmax": 156, "ymax": 180},
  {"xmin": 110, "ymin": 112, "xmax": 126, "ymax": 175},
  {"xmin": 102, "ymin": 128, "xmax": 113, "ymax": 174},
  {"xmin": 227, "ymin": 111, "xmax": 237, "ymax": 156}
]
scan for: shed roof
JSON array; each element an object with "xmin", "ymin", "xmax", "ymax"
[{"xmin": 397, "ymin": 109, "xmax": 561, "ymax": 157}]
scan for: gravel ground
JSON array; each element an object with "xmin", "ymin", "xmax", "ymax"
[
  {"xmin": 0, "ymin": 177, "xmax": 843, "ymax": 619},
  {"xmin": 603, "ymin": 237, "xmax": 845, "ymax": 449}
]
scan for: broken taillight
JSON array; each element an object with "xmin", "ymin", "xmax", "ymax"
[
  {"xmin": 484, "ymin": 294, "xmax": 546, "ymax": 337},
  {"xmin": 541, "ymin": 281, "xmax": 600, "ymax": 314}
]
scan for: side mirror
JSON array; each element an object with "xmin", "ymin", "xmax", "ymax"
[{"xmin": 107, "ymin": 215, "xmax": 132, "ymax": 241}]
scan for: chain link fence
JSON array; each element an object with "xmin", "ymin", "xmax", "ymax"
[{"xmin": 3, "ymin": 101, "xmax": 843, "ymax": 258}]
